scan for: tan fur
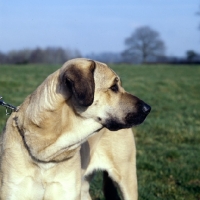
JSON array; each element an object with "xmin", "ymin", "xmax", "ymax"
[
  {"xmin": 81, "ymin": 128, "xmax": 138, "ymax": 200},
  {"xmin": 0, "ymin": 58, "xmax": 150, "ymax": 200}
]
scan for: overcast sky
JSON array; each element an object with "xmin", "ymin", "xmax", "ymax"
[{"xmin": 0, "ymin": 0, "xmax": 199, "ymax": 57}]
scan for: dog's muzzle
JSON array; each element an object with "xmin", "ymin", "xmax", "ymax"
[{"xmin": 104, "ymin": 101, "xmax": 151, "ymax": 131}]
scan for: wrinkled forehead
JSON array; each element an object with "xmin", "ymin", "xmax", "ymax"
[{"xmin": 94, "ymin": 61, "xmax": 119, "ymax": 83}]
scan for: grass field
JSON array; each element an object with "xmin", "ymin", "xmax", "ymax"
[{"xmin": 0, "ymin": 63, "xmax": 200, "ymax": 199}]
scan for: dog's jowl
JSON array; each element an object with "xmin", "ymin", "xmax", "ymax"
[{"xmin": 0, "ymin": 58, "xmax": 150, "ymax": 200}]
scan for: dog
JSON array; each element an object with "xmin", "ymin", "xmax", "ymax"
[{"xmin": 0, "ymin": 58, "xmax": 151, "ymax": 200}]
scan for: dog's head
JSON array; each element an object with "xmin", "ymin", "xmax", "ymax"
[{"xmin": 59, "ymin": 58, "xmax": 151, "ymax": 131}]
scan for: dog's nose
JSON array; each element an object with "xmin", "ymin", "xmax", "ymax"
[{"xmin": 142, "ymin": 103, "xmax": 151, "ymax": 114}]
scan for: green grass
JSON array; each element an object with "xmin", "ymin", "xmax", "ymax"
[{"xmin": 0, "ymin": 64, "xmax": 200, "ymax": 200}]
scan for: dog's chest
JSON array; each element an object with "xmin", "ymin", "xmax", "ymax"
[{"xmin": 12, "ymin": 160, "xmax": 80, "ymax": 199}]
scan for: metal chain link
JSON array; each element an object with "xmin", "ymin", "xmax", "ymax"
[{"xmin": 0, "ymin": 96, "xmax": 17, "ymax": 115}]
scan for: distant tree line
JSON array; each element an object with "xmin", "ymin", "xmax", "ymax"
[
  {"xmin": 0, "ymin": 47, "xmax": 81, "ymax": 64},
  {"xmin": 88, "ymin": 52, "xmax": 200, "ymax": 64},
  {"xmin": 1, "ymin": 25, "xmax": 199, "ymax": 65}
]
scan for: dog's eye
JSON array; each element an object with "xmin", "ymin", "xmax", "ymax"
[{"xmin": 110, "ymin": 84, "xmax": 118, "ymax": 92}]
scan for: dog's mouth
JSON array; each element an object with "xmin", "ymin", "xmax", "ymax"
[
  {"xmin": 104, "ymin": 103, "xmax": 151, "ymax": 131},
  {"xmin": 104, "ymin": 115, "xmax": 147, "ymax": 131}
]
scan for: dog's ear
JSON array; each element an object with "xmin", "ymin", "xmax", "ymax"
[{"xmin": 63, "ymin": 60, "xmax": 96, "ymax": 106}]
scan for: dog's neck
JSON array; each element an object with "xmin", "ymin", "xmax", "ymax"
[{"xmin": 16, "ymin": 106, "xmax": 102, "ymax": 163}]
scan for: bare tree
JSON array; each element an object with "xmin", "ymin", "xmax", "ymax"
[
  {"xmin": 122, "ymin": 26, "xmax": 166, "ymax": 63},
  {"xmin": 186, "ymin": 50, "xmax": 197, "ymax": 62}
]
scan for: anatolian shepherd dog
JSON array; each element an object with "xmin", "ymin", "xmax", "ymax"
[{"xmin": 0, "ymin": 58, "xmax": 151, "ymax": 200}]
